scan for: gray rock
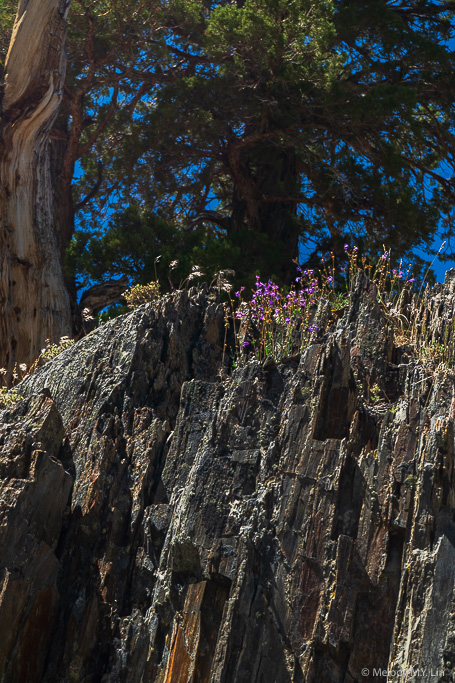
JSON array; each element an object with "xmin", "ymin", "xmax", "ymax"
[{"xmin": 1, "ymin": 280, "xmax": 455, "ymax": 682}]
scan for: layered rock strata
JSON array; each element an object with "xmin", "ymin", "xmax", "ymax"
[{"xmin": 1, "ymin": 276, "xmax": 455, "ymax": 682}]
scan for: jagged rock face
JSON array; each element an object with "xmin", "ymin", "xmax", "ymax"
[{"xmin": 1, "ymin": 278, "xmax": 455, "ymax": 682}]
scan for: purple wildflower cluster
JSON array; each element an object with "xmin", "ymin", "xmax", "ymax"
[
  {"xmin": 233, "ymin": 272, "xmax": 321, "ymax": 360},
  {"xmin": 227, "ymin": 244, "xmax": 418, "ymax": 366},
  {"xmin": 392, "ymin": 269, "xmax": 415, "ymax": 284},
  {"xmin": 237, "ymin": 274, "xmax": 319, "ymax": 323}
]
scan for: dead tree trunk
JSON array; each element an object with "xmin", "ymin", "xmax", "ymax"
[{"xmin": 0, "ymin": 0, "xmax": 72, "ymax": 377}]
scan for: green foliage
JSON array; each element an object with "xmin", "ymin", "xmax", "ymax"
[
  {"xmin": 66, "ymin": 204, "xmax": 292, "ymax": 297},
  {"xmin": 205, "ymin": 0, "xmax": 339, "ymax": 84},
  {"xmin": 404, "ymin": 475, "xmax": 418, "ymax": 491},
  {"xmin": 98, "ymin": 303, "xmax": 129, "ymax": 325},
  {"xmin": 63, "ymin": 0, "xmax": 455, "ymax": 291},
  {"xmin": 39, "ymin": 336, "xmax": 75, "ymax": 363},
  {"xmin": 124, "ymin": 281, "xmax": 161, "ymax": 309},
  {"xmin": 0, "ymin": 386, "xmax": 23, "ymax": 409},
  {"xmin": 369, "ymin": 383, "xmax": 382, "ymax": 405},
  {"xmin": 0, "ymin": 0, "xmax": 16, "ymax": 72}
]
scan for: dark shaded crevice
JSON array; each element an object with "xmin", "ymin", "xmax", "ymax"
[
  {"xmin": 313, "ymin": 344, "xmax": 357, "ymax": 441},
  {"xmin": 194, "ymin": 579, "xmax": 231, "ymax": 682},
  {"xmin": 312, "ymin": 642, "xmax": 351, "ymax": 683},
  {"xmin": 333, "ymin": 455, "xmax": 365, "ymax": 540}
]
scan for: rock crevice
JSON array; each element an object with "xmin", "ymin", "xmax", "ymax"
[{"xmin": 1, "ymin": 278, "xmax": 455, "ymax": 681}]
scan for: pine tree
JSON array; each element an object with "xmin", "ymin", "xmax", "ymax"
[{"xmin": 69, "ymin": 0, "xmax": 455, "ymax": 285}]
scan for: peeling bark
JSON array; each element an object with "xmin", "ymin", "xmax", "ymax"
[{"xmin": 0, "ymin": 0, "xmax": 72, "ymax": 376}]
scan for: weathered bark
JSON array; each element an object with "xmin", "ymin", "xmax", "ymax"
[
  {"xmin": 0, "ymin": 0, "xmax": 72, "ymax": 377},
  {"xmin": 49, "ymin": 113, "xmax": 74, "ymax": 265}
]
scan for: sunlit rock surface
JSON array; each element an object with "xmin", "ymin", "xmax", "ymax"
[{"xmin": 2, "ymin": 277, "xmax": 455, "ymax": 682}]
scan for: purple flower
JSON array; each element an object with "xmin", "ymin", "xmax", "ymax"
[
  {"xmin": 327, "ymin": 276, "xmax": 333, "ymax": 283},
  {"xmin": 381, "ymin": 253, "xmax": 387, "ymax": 259},
  {"xmin": 407, "ymin": 278, "xmax": 415, "ymax": 284},
  {"xmin": 353, "ymin": 246, "xmax": 358, "ymax": 253},
  {"xmin": 344, "ymin": 244, "xmax": 349, "ymax": 251},
  {"xmin": 242, "ymin": 341, "xmax": 250, "ymax": 347}
]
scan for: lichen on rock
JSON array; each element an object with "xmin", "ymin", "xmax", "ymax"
[{"xmin": 1, "ymin": 279, "xmax": 455, "ymax": 681}]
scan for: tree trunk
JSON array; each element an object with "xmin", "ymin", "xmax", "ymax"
[
  {"xmin": 49, "ymin": 113, "xmax": 81, "ymax": 332},
  {"xmin": 229, "ymin": 141, "xmax": 300, "ymax": 284},
  {"xmin": 0, "ymin": 0, "xmax": 72, "ymax": 378}
]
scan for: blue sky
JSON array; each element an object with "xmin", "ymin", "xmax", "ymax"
[
  {"xmin": 73, "ymin": 27, "xmax": 455, "ymax": 288},
  {"xmin": 415, "ymin": 239, "xmax": 452, "ymax": 283}
]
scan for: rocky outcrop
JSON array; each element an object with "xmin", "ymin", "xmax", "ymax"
[{"xmin": 2, "ymin": 276, "xmax": 455, "ymax": 682}]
